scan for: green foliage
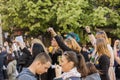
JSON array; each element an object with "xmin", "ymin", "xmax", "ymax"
[
  {"xmin": 0, "ymin": 0, "xmax": 120, "ymax": 40},
  {"xmin": 111, "ymin": 28, "xmax": 120, "ymax": 38},
  {"xmin": 0, "ymin": 0, "xmax": 53, "ymax": 32},
  {"xmin": 54, "ymin": 0, "xmax": 89, "ymax": 33}
]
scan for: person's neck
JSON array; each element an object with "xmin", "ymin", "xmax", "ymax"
[
  {"xmin": 54, "ymin": 46, "xmax": 59, "ymax": 50},
  {"xmin": 28, "ymin": 65, "xmax": 36, "ymax": 75}
]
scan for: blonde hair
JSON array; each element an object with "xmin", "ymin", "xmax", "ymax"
[
  {"xmin": 31, "ymin": 38, "xmax": 48, "ymax": 54},
  {"xmin": 96, "ymin": 31, "xmax": 109, "ymax": 44},
  {"xmin": 96, "ymin": 38, "xmax": 111, "ymax": 58},
  {"xmin": 65, "ymin": 37, "xmax": 81, "ymax": 53}
]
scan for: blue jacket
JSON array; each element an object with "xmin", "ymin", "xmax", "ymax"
[{"xmin": 16, "ymin": 68, "xmax": 37, "ymax": 80}]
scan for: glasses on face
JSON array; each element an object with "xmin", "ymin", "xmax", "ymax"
[{"xmin": 96, "ymin": 31, "xmax": 105, "ymax": 35}]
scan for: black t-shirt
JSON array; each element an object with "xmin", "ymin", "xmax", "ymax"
[{"xmin": 96, "ymin": 54, "xmax": 110, "ymax": 80}]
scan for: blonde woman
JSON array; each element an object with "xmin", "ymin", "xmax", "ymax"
[
  {"xmin": 48, "ymin": 28, "xmax": 81, "ymax": 53},
  {"xmin": 64, "ymin": 37, "xmax": 81, "ymax": 53},
  {"xmin": 85, "ymin": 26, "xmax": 116, "ymax": 80},
  {"xmin": 96, "ymin": 38, "xmax": 111, "ymax": 80}
]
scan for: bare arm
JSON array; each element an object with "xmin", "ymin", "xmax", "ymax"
[
  {"xmin": 85, "ymin": 26, "xmax": 96, "ymax": 46},
  {"xmin": 107, "ymin": 44, "xmax": 114, "ymax": 67},
  {"xmin": 114, "ymin": 40, "xmax": 120, "ymax": 65}
]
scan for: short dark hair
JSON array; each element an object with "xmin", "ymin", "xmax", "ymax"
[{"xmin": 34, "ymin": 52, "xmax": 52, "ymax": 64}]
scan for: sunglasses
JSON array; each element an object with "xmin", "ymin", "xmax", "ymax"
[{"xmin": 96, "ymin": 31, "xmax": 105, "ymax": 34}]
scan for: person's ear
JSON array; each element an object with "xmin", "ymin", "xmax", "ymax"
[{"xmin": 36, "ymin": 61, "xmax": 42, "ymax": 66}]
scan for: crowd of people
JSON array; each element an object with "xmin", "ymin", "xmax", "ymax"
[{"xmin": 0, "ymin": 26, "xmax": 120, "ymax": 80}]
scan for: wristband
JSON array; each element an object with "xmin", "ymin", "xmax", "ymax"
[{"xmin": 87, "ymin": 32, "xmax": 92, "ymax": 35}]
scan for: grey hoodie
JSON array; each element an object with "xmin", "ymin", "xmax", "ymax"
[{"xmin": 16, "ymin": 68, "xmax": 37, "ymax": 80}]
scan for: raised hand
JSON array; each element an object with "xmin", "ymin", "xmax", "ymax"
[
  {"xmin": 47, "ymin": 27, "xmax": 57, "ymax": 37},
  {"xmin": 85, "ymin": 26, "xmax": 91, "ymax": 33},
  {"xmin": 55, "ymin": 64, "xmax": 62, "ymax": 78}
]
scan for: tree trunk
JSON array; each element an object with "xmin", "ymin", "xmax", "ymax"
[{"xmin": 0, "ymin": 14, "xmax": 3, "ymax": 46}]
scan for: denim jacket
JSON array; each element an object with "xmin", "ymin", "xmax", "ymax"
[{"xmin": 54, "ymin": 77, "xmax": 81, "ymax": 80}]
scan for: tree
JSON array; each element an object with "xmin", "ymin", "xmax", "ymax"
[{"xmin": 0, "ymin": 0, "xmax": 120, "ymax": 39}]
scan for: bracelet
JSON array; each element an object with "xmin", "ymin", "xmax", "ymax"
[{"xmin": 87, "ymin": 32, "xmax": 92, "ymax": 35}]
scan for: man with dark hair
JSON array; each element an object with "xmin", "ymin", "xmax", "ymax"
[{"xmin": 16, "ymin": 52, "xmax": 51, "ymax": 80}]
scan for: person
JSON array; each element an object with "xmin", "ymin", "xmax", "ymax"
[
  {"xmin": 54, "ymin": 51, "xmax": 81, "ymax": 80},
  {"xmin": 48, "ymin": 27, "xmax": 81, "ymax": 53},
  {"xmin": 0, "ymin": 47, "xmax": 5, "ymax": 80},
  {"xmin": 84, "ymin": 62, "xmax": 101, "ymax": 80},
  {"xmin": 16, "ymin": 52, "xmax": 51, "ymax": 80},
  {"xmin": 114, "ymin": 40, "xmax": 120, "ymax": 65},
  {"xmin": 81, "ymin": 45, "xmax": 90, "ymax": 62},
  {"xmin": 65, "ymin": 32, "xmax": 80, "ymax": 42},
  {"xmin": 17, "ymin": 38, "xmax": 48, "ymax": 80},
  {"xmin": 17, "ymin": 38, "xmax": 47, "ymax": 68},
  {"xmin": 96, "ymin": 38, "xmax": 110, "ymax": 80},
  {"xmin": 7, "ymin": 54, "xmax": 18, "ymax": 80},
  {"xmin": 0, "ymin": 46, "xmax": 8, "ymax": 80},
  {"xmin": 85, "ymin": 26, "xmax": 116, "ymax": 80},
  {"xmin": 114, "ymin": 40, "xmax": 120, "ymax": 80},
  {"xmin": 47, "ymin": 37, "xmax": 63, "ymax": 80}
]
